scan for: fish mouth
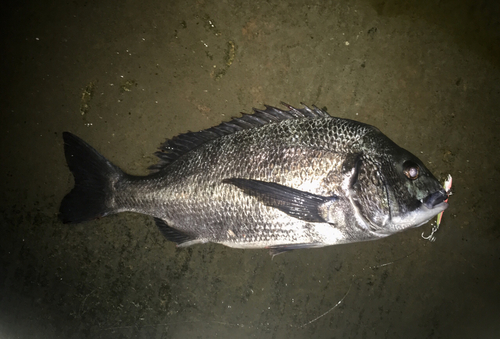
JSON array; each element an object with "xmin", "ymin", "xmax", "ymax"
[
  {"xmin": 423, "ymin": 189, "xmax": 448, "ymax": 209},
  {"xmin": 389, "ymin": 189, "xmax": 449, "ymax": 231},
  {"xmin": 411, "ymin": 189, "xmax": 449, "ymax": 227}
]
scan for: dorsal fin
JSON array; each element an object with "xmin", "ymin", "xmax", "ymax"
[{"xmin": 149, "ymin": 103, "xmax": 330, "ymax": 172}]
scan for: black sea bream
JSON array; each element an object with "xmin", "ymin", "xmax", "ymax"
[{"xmin": 60, "ymin": 104, "xmax": 448, "ymax": 254}]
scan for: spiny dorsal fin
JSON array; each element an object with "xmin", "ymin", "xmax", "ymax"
[{"xmin": 149, "ymin": 103, "xmax": 330, "ymax": 172}]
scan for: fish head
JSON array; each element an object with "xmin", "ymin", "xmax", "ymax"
[{"xmin": 351, "ymin": 134, "xmax": 448, "ymax": 236}]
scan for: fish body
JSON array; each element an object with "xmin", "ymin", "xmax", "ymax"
[{"xmin": 60, "ymin": 104, "xmax": 448, "ymax": 253}]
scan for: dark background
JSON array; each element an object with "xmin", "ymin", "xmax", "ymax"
[{"xmin": 1, "ymin": 0, "xmax": 499, "ymax": 338}]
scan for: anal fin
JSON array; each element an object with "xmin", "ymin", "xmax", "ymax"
[
  {"xmin": 154, "ymin": 218, "xmax": 198, "ymax": 246},
  {"xmin": 267, "ymin": 243, "xmax": 323, "ymax": 257}
]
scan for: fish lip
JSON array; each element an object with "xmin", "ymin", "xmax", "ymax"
[
  {"xmin": 423, "ymin": 189, "xmax": 448, "ymax": 209},
  {"xmin": 410, "ymin": 201, "xmax": 448, "ymax": 228},
  {"xmin": 390, "ymin": 200, "xmax": 448, "ymax": 231},
  {"xmin": 421, "ymin": 200, "xmax": 448, "ymax": 214}
]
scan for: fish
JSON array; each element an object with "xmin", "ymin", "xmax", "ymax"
[{"xmin": 60, "ymin": 103, "xmax": 448, "ymax": 254}]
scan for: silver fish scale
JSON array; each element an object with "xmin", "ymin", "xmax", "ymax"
[{"xmin": 115, "ymin": 116, "xmax": 376, "ymax": 248}]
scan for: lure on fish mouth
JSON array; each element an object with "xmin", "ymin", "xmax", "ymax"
[
  {"xmin": 60, "ymin": 103, "xmax": 448, "ymax": 254},
  {"xmin": 422, "ymin": 174, "xmax": 452, "ymax": 242}
]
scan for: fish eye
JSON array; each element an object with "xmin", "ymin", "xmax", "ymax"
[{"xmin": 403, "ymin": 160, "xmax": 420, "ymax": 180}]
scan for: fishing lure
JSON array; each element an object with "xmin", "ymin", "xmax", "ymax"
[{"xmin": 422, "ymin": 174, "xmax": 452, "ymax": 242}]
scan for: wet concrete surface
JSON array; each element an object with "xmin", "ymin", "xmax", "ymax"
[{"xmin": 1, "ymin": 0, "xmax": 499, "ymax": 338}]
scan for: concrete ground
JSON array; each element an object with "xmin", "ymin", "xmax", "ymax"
[{"xmin": 1, "ymin": 0, "xmax": 499, "ymax": 338}]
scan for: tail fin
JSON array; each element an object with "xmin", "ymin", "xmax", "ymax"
[{"xmin": 60, "ymin": 132, "xmax": 123, "ymax": 223}]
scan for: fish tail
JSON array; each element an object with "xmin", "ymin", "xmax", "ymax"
[{"xmin": 59, "ymin": 132, "xmax": 123, "ymax": 223}]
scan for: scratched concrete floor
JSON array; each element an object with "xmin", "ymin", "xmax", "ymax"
[{"xmin": 1, "ymin": 0, "xmax": 499, "ymax": 338}]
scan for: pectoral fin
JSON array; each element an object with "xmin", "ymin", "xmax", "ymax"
[{"xmin": 223, "ymin": 178, "xmax": 338, "ymax": 222}]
